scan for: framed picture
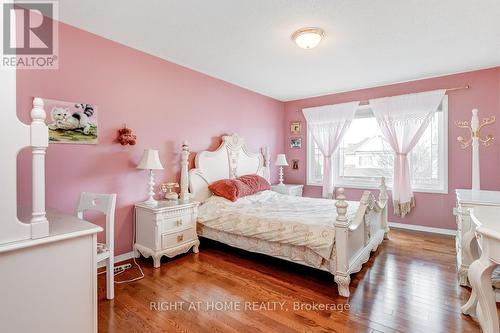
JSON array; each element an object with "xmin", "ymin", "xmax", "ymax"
[
  {"xmin": 290, "ymin": 137, "xmax": 302, "ymax": 149},
  {"xmin": 43, "ymin": 98, "xmax": 98, "ymax": 144},
  {"xmin": 292, "ymin": 159, "xmax": 299, "ymax": 170},
  {"xmin": 290, "ymin": 121, "xmax": 301, "ymax": 134}
]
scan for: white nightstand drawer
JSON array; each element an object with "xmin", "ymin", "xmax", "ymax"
[
  {"xmin": 162, "ymin": 228, "xmax": 195, "ymax": 248},
  {"xmin": 161, "ymin": 214, "xmax": 194, "ymax": 233}
]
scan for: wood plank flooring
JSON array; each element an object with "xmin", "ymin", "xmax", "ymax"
[{"xmin": 98, "ymin": 229, "xmax": 499, "ymax": 333}]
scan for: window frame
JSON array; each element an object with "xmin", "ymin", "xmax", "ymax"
[{"xmin": 306, "ymin": 96, "xmax": 448, "ymax": 194}]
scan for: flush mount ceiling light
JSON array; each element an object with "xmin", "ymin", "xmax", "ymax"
[{"xmin": 292, "ymin": 27, "xmax": 325, "ymax": 49}]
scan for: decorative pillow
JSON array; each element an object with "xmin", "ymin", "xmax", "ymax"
[
  {"xmin": 209, "ymin": 175, "xmax": 270, "ymax": 201},
  {"xmin": 238, "ymin": 174, "xmax": 271, "ymax": 193},
  {"xmin": 208, "ymin": 179, "xmax": 251, "ymax": 202}
]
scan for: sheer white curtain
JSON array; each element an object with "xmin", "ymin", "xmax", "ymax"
[
  {"xmin": 303, "ymin": 101, "xmax": 359, "ymax": 198},
  {"xmin": 369, "ymin": 89, "xmax": 446, "ymax": 217}
]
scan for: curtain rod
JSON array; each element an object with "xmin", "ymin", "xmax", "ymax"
[{"xmin": 358, "ymin": 85, "xmax": 470, "ymax": 106}]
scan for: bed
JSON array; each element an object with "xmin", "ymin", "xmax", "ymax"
[{"xmin": 185, "ymin": 134, "xmax": 389, "ymax": 297}]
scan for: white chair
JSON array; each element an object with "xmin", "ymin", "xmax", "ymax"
[{"xmin": 76, "ymin": 192, "xmax": 117, "ymax": 300}]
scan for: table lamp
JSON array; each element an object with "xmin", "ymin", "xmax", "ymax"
[
  {"xmin": 275, "ymin": 154, "xmax": 289, "ymax": 186},
  {"xmin": 137, "ymin": 149, "xmax": 164, "ymax": 206}
]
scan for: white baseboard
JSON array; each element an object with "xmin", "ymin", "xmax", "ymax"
[
  {"xmin": 388, "ymin": 222, "xmax": 456, "ymax": 236},
  {"xmin": 97, "ymin": 251, "xmax": 135, "ymax": 268}
]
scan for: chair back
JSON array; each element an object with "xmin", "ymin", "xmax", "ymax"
[{"xmin": 76, "ymin": 192, "xmax": 117, "ymax": 254}]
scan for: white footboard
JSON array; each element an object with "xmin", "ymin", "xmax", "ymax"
[{"xmin": 333, "ymin": 178, "xmax": 389, "ymax": 297}]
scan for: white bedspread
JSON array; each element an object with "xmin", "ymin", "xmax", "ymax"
[{"xmin": 197, "ymin": 190, "xmax": 359, "ymax": 260}]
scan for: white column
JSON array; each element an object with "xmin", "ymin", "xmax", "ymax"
[{"xmin": 30, "ymin": 97, "xmax": 49, "ymax": 238}]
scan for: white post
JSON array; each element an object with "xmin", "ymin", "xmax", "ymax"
[
  {"xmin": 179, "ymin": 140, "xmax": 191, "ymax": 202},
  {"xmin": 334, "ymin": 188, "xmax": 351, "ymax": 297},
  {"xmin": 471, "ymin": 109, "xmax": 480, "ymax": 192},
  {"xmin": 30, "ymin": 97, "xmax": 49, "ymax": 238}
]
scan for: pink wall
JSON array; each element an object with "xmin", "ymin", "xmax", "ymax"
[
  {"xmin": 284, "ymin": 67, "xmax": 500, "ymax": 230},
  {"xmin": 16, "ymin": 22, "xmax": 284, "ymax": 255}
]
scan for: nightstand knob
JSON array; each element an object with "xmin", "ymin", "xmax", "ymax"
[
  {"xmin": 176, "ymin": 219, "xmax": 183, "ymax": 227},
  {"xmin": 177, "ymin": 234, "xmax": 184, "ymax": 242}
]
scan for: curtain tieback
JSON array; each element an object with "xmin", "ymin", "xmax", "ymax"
[{"xmin": 395, "ymin": 152, "xmax": 408, "ymax": 157}]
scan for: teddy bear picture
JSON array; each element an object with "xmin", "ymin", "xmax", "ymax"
[{"xmin": 44, "ymin": 98, "xmax": 98, "ymax": 144}]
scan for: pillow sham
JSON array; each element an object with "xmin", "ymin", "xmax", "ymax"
[
  {"xmin": 238, "ymin": 174, "xmax": 271, "ymax": 192},
  {"xmin": 208, "ymin": 174, "xmax": 270, "ymax": 201}
]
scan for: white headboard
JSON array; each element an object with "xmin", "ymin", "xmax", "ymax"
[{"xmin": 188, "ymin": 134, "xmax": 270, "ymax": 202}]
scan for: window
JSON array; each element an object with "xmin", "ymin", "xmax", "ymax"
[{"xmin": 307, "ymin": 96, "xmax": 448, "ymax": 193}]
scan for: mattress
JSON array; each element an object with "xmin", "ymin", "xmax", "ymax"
[{"xmin": 197, "ymin": 190, "xmax": 359, "ymax": 261}]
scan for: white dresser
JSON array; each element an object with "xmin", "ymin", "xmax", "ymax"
[
  {"xmin": 134, "ymin": 200, "xmax": 200, "ymax": 268},
  {"xmin": 271, "ymin": 184, "xmax": 304, "ymax": 197},
  {"xmin": 454, "ymin": 189, "xmax": 500, "ymax": 301}
]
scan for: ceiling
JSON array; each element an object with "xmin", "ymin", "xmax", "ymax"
[{"xmin": 57, "ymin": 0, "xmax": 500, "ymax": 101}]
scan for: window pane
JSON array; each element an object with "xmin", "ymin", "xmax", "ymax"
[
  {"xmin": 309, "ymin": 140, "xmax": 323, "ymax": 183},
  {"xmin": 339, "ymin": 117, "xmax": 393, "ymax": 180},
  {"xmin": 409, "ymin": 112, "xmax": 440, "ymax": 188}
]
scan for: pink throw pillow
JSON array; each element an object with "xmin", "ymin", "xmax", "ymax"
[{"xmin": 238, "ymin": 174, "xmax": 271, "ymax": 193}]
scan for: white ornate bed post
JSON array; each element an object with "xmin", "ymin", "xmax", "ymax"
[
  {"xmin": 378, "ymin": 177, "xmax": 389, "ymax": 238},
  {"xmin": 30, "ymin": 98, "xmax": 49, "ymax": 238},
  {"xmin": 261, "ymin": 147, "xmax": 270, "ymax": 183},
  {"xmin": 334, "ymin": 188, "xmax": 351, "ymax": 297},
  {"xmin": 179, "ymin": 140, "xmax": 191, "ymax": 202}
]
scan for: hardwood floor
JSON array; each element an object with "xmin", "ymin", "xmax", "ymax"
[{"xmin": 98, "ymin": 229, "xmax": 499, "ymax": 333}]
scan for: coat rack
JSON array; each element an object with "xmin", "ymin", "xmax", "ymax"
[{"xmin": 456, "ymin": 109, "xmax": 495, "ymax": 191}]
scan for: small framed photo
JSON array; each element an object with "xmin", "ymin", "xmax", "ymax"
[
  {"xmin": 292, "ymin": 159, "xmax": 299, "ymax": 170},
  {"xmin": 290, "ymin": 121, "xmax": 301, "ymax": 134},
  {"xmin": 290, "ymin": 137, "xmax": 302, "ymax": 149}
]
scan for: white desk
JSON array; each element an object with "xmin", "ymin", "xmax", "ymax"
[
  {"xmin": 461, "ymin": 206, "xmax": 500, "ymax": 333},
  {"xmin": 0, "ymin": 209, "xmax": 101, "ymax": 333}
]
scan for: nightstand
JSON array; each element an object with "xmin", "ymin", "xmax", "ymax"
[
  {"xmin": 271, "ymin": 184, "xmax": 304, "ymax": 197},
  {"xmin": 134, "ymin": 200, "xmax": 200, "ymax": 268}
]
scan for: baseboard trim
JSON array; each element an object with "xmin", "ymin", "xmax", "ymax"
[
  {"xmin": 97, "ymin": 251, "xmax": 135, "ymax": 268},
  {"xmin": 388, "ymin": 222, "xmax": 456, "ymax": 236}
]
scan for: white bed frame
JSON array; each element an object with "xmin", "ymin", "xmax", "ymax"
[{"xmin": 185, "ymin": 134, "xmax": 389, "ymax": 297}]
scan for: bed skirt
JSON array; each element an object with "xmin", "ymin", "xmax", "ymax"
[{"xmin": 197, "ymin": 224, "xmax": 336, "ymax": 273}]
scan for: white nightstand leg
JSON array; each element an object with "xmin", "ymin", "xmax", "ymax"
[
  {"xmin": 152, "ymin": 255, "xmax": 161, "ymax": 268},
  {"xmin": 133, "ymin": 245, "xmax": 141, "ymax": 259},
  {"xmin": 193, "ymin": 240, "xmax": 200, "ymax": 253}
]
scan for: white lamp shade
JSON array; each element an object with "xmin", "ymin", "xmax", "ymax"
[
  {"xmin": 275, "ymin": 154, "xmax": 289, "ymax": 167},
  {"xmin": 137, "ymin": 149, "xmax": 164, "ymax": 170}
]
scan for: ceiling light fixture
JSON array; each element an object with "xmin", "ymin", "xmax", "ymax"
[{"xmin": 292, "ymin": 27, "xmax": 325, "ymax": 49}]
